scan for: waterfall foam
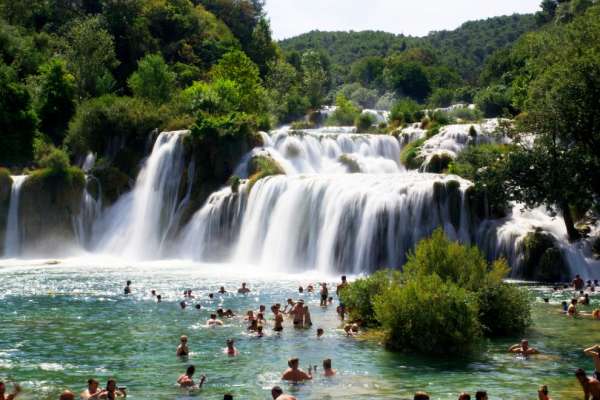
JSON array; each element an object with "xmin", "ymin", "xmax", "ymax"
[
  {"xmin": 92, "ymin": 131, "xmax": 187, "ymax": 260},
  {"xmin": 3, "ymin": 175, "xmax": 27, "ymax": 257}
]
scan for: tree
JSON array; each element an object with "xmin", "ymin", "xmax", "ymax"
[
  {"xmin": 0, "ymin": 63, "xmax": 38, "ymax": 166},
  {"xmin": 65, "ymin": 16, "xmax": 118, "ymax": 98},
  {"xmin": 128, "ymin": 54, "xmax": 176, "ymax": 104},
  {"xmin": 247, "ymin": 17, "xmax": 277, "ymax": 77},
  {"xmin": 349, "ymin": 56, "xmax": 385, "ymax": 89},
  {"xmin": 33, "ymin": 58, "xmax": 76, "ymax": 145},
  {"xmin": 384, "ymin": 58, "xmax": 431, "ymax": 103},
  {"xmin": 301, "ymin": 50, "xmax": 328, "ymax": 108}
]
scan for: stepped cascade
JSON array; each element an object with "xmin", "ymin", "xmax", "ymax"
[{"xmin": 1, "ymin": 124, "xmax": 598, "ymax": 278}]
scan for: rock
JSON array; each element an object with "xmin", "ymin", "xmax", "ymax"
[
  {"xmin": 520, "ymin": 229, "xmax": 568, "ymax": 282},
  {"xmin": 338, "ymin": 155, "xmax": 361, "ymax": 173}
]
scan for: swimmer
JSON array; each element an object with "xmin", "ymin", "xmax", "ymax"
[
  {"xmin": 538, "ymin": 385, "xmax": 551, "ymax": 400},
  {"xmin": 245, "ymin": 310, "xmax": 255, "ymax": 321},
  {"xmin": 320, "ymin": 283, "xmax": 329, "ymax": 306},
  {"xmin": 256, "ymin": 312, "xmax": 266, "ymax": 325},
  {"xmin": 475, "ymin": 391, "xmax": 487, "ymax": 400},
  {"xmin": 292, "ymin": 300, "xmax": 305, "ymax": 328},
  {"xmin": 581, "ymin": 293, "xmax": 591, "ymax": 305},
  {"xmin": 458, "ymin": 393, "xmax": 470, "ymax": 400},
  {"xmin": 177, "ymin": 365, "xmax": 205, "ymax": 389},
  {"xmin": 414, "ymin": 392, "xmax": 430, "ymax": 400},
  {"xmin": 569, "ymin": 299, "xmax": 578, "ymax": 316},
  {"xmin": 281, "ymin": 358, "xmax": 312, "ymax": 382},
  {"xmin": 151, "ymin": 290, "xmax": 156, "ymax": 297},
  {"xmin": 176, "ymin": 335, "xmax": 189, "ymax": 357},
  {"xmin": 195, "ymin": 304, "xmax": 201, "ymax": 310},
  {"xmin": 593, "ymin": 310, "xmax": 600, "ymax": 320},
  {"xmin": 124, "ymin": 280, "xmax": 131, "ymax": 295},
  {"xmin": 207, "ymin": 314, "xmax": 224, "ymax": 326},
  {"xmin": 508, "ymin": 339, "xmax": 539, "ymax": 355},
  {"xmin": 258, "ymin": 305, "xmax": 266, "ymax": 315},
  {"xmin": 299, "ymin": 286, "xmax": 304, "ymax": 293},
  {"xmin": 218, "ymin": 286, "xmax": 227, "ymax": 294},
  {"xmin": 328, "ymin": 296, "xmax": 333, "ymax": 304},
  {"xmin": 0, "ymin": 382, "xmax": 21, "ymax": 400},
  {"xmin": 303, "ymin": 305, "xmax": 312, "ymax": 327},
  {"xmin": 156, "ymin": 295, "xmax": 162, "ymax": 303},
  {"xmin": 224, "ymin": 394, "xmax": 233, "ymax": 400},
  {"xmin": 248, "ymin": 319, "xmax": 259, "ymax": 332},
  {"xmin": 179, "ymin": 301, "xmax": 186, "ymax": 310},
  {"xmin": 576, "ymin": 368, "xmax": 600, "ymax": 400},
  {"xmin": 208, "ymin": 293, "xmax": 214, "ymax": 299},
  {"xmin": 272, "ymin": 306, "xmax": 284, "ymax": 332},
  {"xmin": 316, "ymin": 328, "xmax": 324, "ymax": 338},
  {"xmin": 81, "ymin": 378, "xmax": 100, "ymax": 400},
  {"xmin": 97, "ymin": 379, "xmax": 126, "ymax": 398},
  {"xmin": 237, "ymin": 282, "xmax": 250, "ymax": 294},
  {"xmin": 307, "ymin": 285, "xmax": 314, "ymax": 293},
  {"xmin": 59, "ymin": 391, "xmax": 75, "ymax": 400},
  {"xmin": 323, "ymin": 359, "xmax": 336, "ymax": 377},
  {"xmin": 336, "ymin": 275, "xmax": 348, "ymax": 296},
  {"xmin": 584, "ymin": 345, "xmax": 600, "ymax": 379},
  {"xmin": 344, "ymin": 323, "xmax": 359, "ymax": 336},
  {"xmin": 187, "ymin": 290, "xmax": 195, "ymax": 298},
  {"xmin": 573, "ymin": 275, "xmax": 585, "ymax": 290},
  {"xmin": 217, "ymin": 308, "xmax": 225, "ymax": 318},
  {"xmin": 271, "ymin": 386, "xmax": 297, "ymax": 400},
  {"xmin": 225, "ymin": 309, "xmax": 235, "ymax": 318},
  {"xmin": 561, "ymin": 301, "xmax": 569, "ymax": 313},
  {"xmin": 256, "ymin": 325, "xmax": 264, "ymax": 337},
  {"xmin": 224, "ymin": 339, "xmax": 239, "ymax": 356}
]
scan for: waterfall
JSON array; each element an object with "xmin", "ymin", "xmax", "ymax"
[
  {"xmin": 4, "ymin": 175, "xmax": 27, "ymax": 257},
  {"xmin": 73, "ymin": 176, "xmax": 102, "ymax": 249},
  {"xmin": 92, "ymin": 131, "xmax": 187, "ymax": 260}
]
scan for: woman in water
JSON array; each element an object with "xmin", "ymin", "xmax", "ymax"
[{"xmin": 177, "ymin": 365, "xmax": 205, "ymax": 389}]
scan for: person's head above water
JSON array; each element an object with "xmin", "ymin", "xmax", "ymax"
[
  {"xmin": 317, "ymin": 328, "xmax": 324, "ymax": 337},
  {"xmin": 227, "ymin": 339, "xmax": 235, "ymax": 348},
  {"xmin": 288, "ymin": 358, "xmax": 300, "ymax": 369},
  {"xmin": 271, "ymin": 386, "xmax": 283, "ymax": 399},
  {"xmin": 186, "ymin": 365, "xmax": 195, "ymax": 376},
  {"xmin": 241, "ymin": 282, "xmax": 246, "ymax": 288},
  {"xmin": 87, "ymin": 379, "xmax": 99, "ymax": 390},
  {"xmin": 224, "ymin": 394, "xmax": 233, "ymax": 400},
  {"xmin": 576, "ymin": 368, "xmax": 589, "ymax": 383},
  {"xmin": 475, "ymin": 391, "xmax": 487, "ymax": 400},
  {"xmin": 414, "ymin": 392, "xmax": 430, "ymax": 400},
  {"xmin": 323, "ymin": 359, "xmax": 332, "ymax": 370},
  {"xmin": 126, "ymin": 280, "xmax": 131, "ymax": 286},
  {"xmin": 59, "ymin": 390, "xmax": 75, "ymax": 400},
  {"xmin": 210, "ymin": 314, "xmax": 217, "ymax": 319},
  {"xmin": 106, "ymin": 379, "xmax": 117, "ymax": 392},
  {"xmin": 458, "ymin": 393, "xmax": 471, "ymax": 400},
  {"xmin": 180, "ymin": 335, "xmax": 187, "ymax": 343},
  {"xmin": 521, "ymin": 339, "xmax": 529, "ymax": 350}
]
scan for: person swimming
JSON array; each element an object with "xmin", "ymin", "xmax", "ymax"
[
  {"xmin": 0, "ymin": 381, "xmax": 21, "ymax": 400},
  {"xmin": 568, "ymin": 299, "xmax": 578, "ymax": 316},
  {"xmin": 316, "ymin": 328, "xmax": 324, "ymax": 338},
  {"xmin": 281, "ymin": 358, "xmax": 312, "ymax": 382},
  {"xmin": 207, "ymin": 314, "xmax": 223, "ymax": 326},
  {"xmin": 271, "ymin": 386, "xmax": 297, "ymax": 400},
  {"xmin": 537, "ymin": 385, "xmax": 551, "ymax": 400},
  {"xmin": 124, "ymin": 280, "xmax": 131, "ymax": 295},
  {"xmin": 218, "ymin": 286, "xmax": 227, "ymax": 294},
  {"xmin": 81, "ymin": 378, "xmax": 100, "ymax": 400},
  {"xmin": 97, "ymin": 379, "xmax": 126, "ymax": 398},
  {"xmin": 179, "ymin": 301, "xmax": 186, "ymax": 310},
  {"xmin": 224, "ymin": 339, "xmax": 239, "ymax": 356},
  {"xmin": 248, "ymin": 319, "xmax": 259, "ymax": 332},
  {"xmin": 323, "ymin": 359, "xmax": 336, "ymax": 377},
  {"xmin": 508, "ymin": 339, "xmax": 539, "ymax": 355},
  {"xmin": 177, "ymin": 365, "xmax": 205, "ymax": 389},
  {"xmin": 303, "ymin": 305, "xmax": 312, "ymax": 327},
  {"xmin": 237, "ymin": 282, "xmax": 250, "ymax": 294},
  {"xmin": 320, "ymin": 283, "xmax": 329, "ymax": 307},
  {"xmin": 575, "ymin": 368, "xmax": 600, "ymax": 400},
  {"xmin": 573, "ymin": 275, "xmax": 585, "ymax": 290},
  {"xmin": 256, "ymin": 325, "xmax": 264, "ymax": 337},
  {"xmin": 272, "ymin": 305, "xmax": 284, "ymax": 332},
  {"xmin": 176, "ymin": 335, "xmax": 189, "ymax": 357}
]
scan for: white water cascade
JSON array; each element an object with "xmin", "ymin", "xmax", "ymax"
[
  {"xmin": 3, "ymin": 175, "xmax": 27, "ymax": 257},
  {"xmin": 91, "ymin": 131, "xmax": 187, "ymax": 260}
]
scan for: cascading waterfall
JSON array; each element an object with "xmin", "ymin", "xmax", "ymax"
[
  {"xmin": 3, "ymin": 175, "xmax": 27, "ymax": 257},
  {"xmin": 91, "ymin": 131, "xmax": 187, "ymax": 260}
]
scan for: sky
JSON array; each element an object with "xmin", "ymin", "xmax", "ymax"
[{"xmin": 264, "ymin": 0, "xmax": 542, "ymax": 40}]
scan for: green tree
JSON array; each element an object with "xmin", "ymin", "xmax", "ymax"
[
  {"xmin": 301, "ymin": 50, "xmax": 328, "ymax": 108},
  {"xmin": 33, "ymin": 58, "xmax": 76, "ymax": 145},
  {"xmin": 65, "ymin": 16, "xmax": 118, "ymax": 98},
  {"xmin": 128, "ymin": 54, "xmax": 176, "ymax": 104},
  {"xmin": 384, "ymin": 58, "xmax": 431, "ymax": 103},
  {"xmin": 349, "ymin": 56, "xmax": 385, "ymax": 89},
  {"xmin": 0, "ymin": 63, "xmax": 38, "ymax": 166}
]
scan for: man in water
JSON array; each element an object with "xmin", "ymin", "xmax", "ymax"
[
  {"xmin": 323, "ymin": 359, "xmax": 336, "ymax": 377},
  {"xmin": 282, "ymin": 358, "xmax": 312, "ymax": 382},
  {"xmin": 271, "ymin": 386, "xmax": 297, "ymax": 400},
  {"xmin": 124, "ymin": 280, "xmax": 131, "ymax": 295},
  {"xmin": 576, "ymin": 368, "xmax": 600, "ymax": 400},
  {"xmin": 156, "ymin": 295, "xmax": 162, "ymax": 303},
  {"xmin": 207, "ymin": 314, "xmax": 224, "ymax": 326},
  {"xmin": 224, "ymin": 339, "xmax": 239, "ymax": 356},
  {"xmin": 81, "ymin": 379, "xmax": 101, "ymax": 399},
  {"xmin": 458, "ymin": 394, "xmax": 471, "ymax": 400},
  {"xmin": 272, "ymin": 306, "xmax": 284, "ymax": 332},
  {"xmin": 283, "ymin": 299, "xmax": 295, "ymax": 315},
  {"xmin": 151, "ymin": 290, "xmax": 156, "ymax": 297},
  {"xmin": 97, "ymin": 379, "xmax": 126, "ymax": 398},
  {"xmin": 320, "ymin": 283, "xmax": 329, "ymax": 307},
  {"xmin": 176, "ymin": 335, "xmax": 189, "ymax": 357},
  {"xmin": 218, "ymin": 286, "xmax": 227, "ymax": 294},
  {"xmin": 59, "ymin": 391, "xmax": 75, "ymax": 400},
  {"xmin": 475, "ymin": 391, "xmax": 487, "ymax": 400},
  {"xmin": 0, "ymin": 382, "xmax": 21, "ymax": 400},
  {"xmin": 584, "ymin": 345, "xmax": 600, "ymax": 379},
  {"xmin": 336, "ymin": 275, "xmax": 348, "ymax": 296},
  {"xmin": 573, "ymin": 275, "xmax": 585, "ymax": 290},
  {"xmin": 538, "ymin": 385, "xmax": 551, "ymax": 400},
  {"xmin": 177, "ymin": 365, "xmax": 205, "ymax": 389},
  {"xmin": 509, "ymin": 339, "xmax": 539, "ymax": 355},
  {"xmin": 413, "ymin": 392, "xmax": 430, "ymax": 400},
  {"xmin": 291, "ymin": 300, "xmax": 305, "ymax": 328},
  {"xmin": 237, "ymin": 282, "xmax": 250, "ymax": 294},
  {"xmin": 179, "ymin": 301, "xmax": 186, "ymax": 310}
]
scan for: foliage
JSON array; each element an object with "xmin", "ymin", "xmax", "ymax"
[
  {"xmin": 474, "ymin": 84, "xmax": 515, "ymax": 117},
  {"xmin": 521, "ymin": 229, "xmax": 568, "ymax": 282},
  {"xmin": 400, "ymin": 138, "xmax": 425, "ymax": 170},
  {"xmin": 32, "ymin": 58, "xmax": 76, "ymax": 145},
  {"xmin": 301, "ymin": 50, "xmax": 329, "ymax": 108},
  {"xmin": 327, "ymin": 93, "xmax": 361, "ymax": 126},
  {"xmin": 384, "ymin": 58, "xmax": 431, "ymax": 102},
  {"xmin": 448, "ymin": 143, "xmax": 512, "ymax": 181},
  {"xmin": 389, "ymin": 99, "xmax": 422, "ymax": 126},
  {"xmin": 339, "ymin": 270, "xmax": 401, "ymax": 326},
  {"xmin": 477, "ymin": 282, "xmax": 531, "ymax": 337},
  {"xmin": 374, "ymin": 275, "xmax": 481, "ymax": 354},
  {"xmin": 247, "ymin": 155, "xmax": 284, "ymax": 190},
  {"xmin": 0, "ymin": 63, "xmax": 38, "ymax": 166},
  {"xmin": 337, "ymin": 83, "xmax": 379, "ymax": 109},
  {"xmin": 128, "ymin": 54, "xmax": 176, "ymax": 105},
  {"xmin": 355, "ymin": 113, "xmax": 376, "ymax": 132}
]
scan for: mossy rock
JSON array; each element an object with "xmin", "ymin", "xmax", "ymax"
[
  {"xmin": 90, "ymin": 166, "xmax": 131, "ymax": 206},
  {"xmin": 400, "ymin": 138, "xmax": 426, "ymax": 170},
  {"xmin": 425, "ymin": 153, "xmax": 453, "ymax": 173},
  {"xmin": 446, "ymin": 180, "xmax": 462, "ymax": 231},
  {"xmin": 247, "ymin": 155, "xmax": 285, "ymax": 191},
  {"xmin": 521, "ymin": 229, "xmax": 568, "ymax": 282},
  {"xmin": 19, "ymin": 167, "xmax": 85, "ymax": 254},
  {"xmin": 338, "ymin": 155, "xmax": 361, "ymax": 173}
]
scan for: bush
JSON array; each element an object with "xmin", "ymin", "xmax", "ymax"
[
  {"xmin": 521, "ymin": 229, "xmax": 568, "ymax": 282},
  {"xmin": 449, "ymin": 107, "xmax": 483, "ymax": 122},
  {"xmin": 448, "ymin": 144, "xmax": 511, "ymax": 181},
  {"xmin": 374, "ymin": 275, "xmax": 481, "ymax": 354},
  {"xmin": 128, "ymin": 53, "xmax": 176, "ymax": 105},
  {"xmin": 355, "ymin": 113, "xmax": 376, "ymax": 131},
  {"xmin": 400, "ymin": 138, "xmax": 425, "ymax": 169},
  {"xmin": 339, "ymin": 270, "xmax": 400, "ymax": 326},
  {"xmin": 428, "ymin": 88, "xmax": 455, "ymax": 108},
  {"xmin": 38, "ymin": 147, "xmax": 70, "ymax": 172},
  {"xmin": 475, "ymin": 85, "xmax": 516, "ymax": 118},
  {"xmin": 477, "ymin": 282, "xmax": 531, "ymax": 337},
  {"xmin": 327, "ymin": 93, "xmax": 361, "ymax": 126},
  {"xmin": 424, "ymin": 153, "xmax": 453, "ymax": 173},
  {"xmin": 247, "ymin": 155, "xmax": 284, "ymax": 190},
  {"xmin": 390, "ymin": 99, "xmax": 422, "ymax": 126}
]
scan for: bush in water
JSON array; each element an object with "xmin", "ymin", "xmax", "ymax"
[
  {"xmin": 339, "ymin": 270, "xmax": 401, "ymax": 326},
  {"xmin": 477, "ymin": 282, "xmax": 531, "ymax": 337},
  {"xmin": 374, "ymin": 274, "xmax": 481, "ymax": 355},
  {"xmin": 327, "ymin": 93, "xmax": 361, "ymax": 126}
]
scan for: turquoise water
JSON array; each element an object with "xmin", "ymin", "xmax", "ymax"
[{"xmin": 1, "ymin": 260, "xmax": 599, "ymax": 400}]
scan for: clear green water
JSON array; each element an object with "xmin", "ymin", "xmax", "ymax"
[{"xmin": 1, "ymin": 261, "xmax": 599, "ymax": 400}]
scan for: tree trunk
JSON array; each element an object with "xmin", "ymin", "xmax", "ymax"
[{"xmin": 560, "ymin": 201, "xmax": 580, "ymax": 242}]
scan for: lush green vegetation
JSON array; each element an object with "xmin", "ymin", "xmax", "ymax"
[{"xmin": 340, "ymin": 229, "xmax": 531, "ymax": 355}]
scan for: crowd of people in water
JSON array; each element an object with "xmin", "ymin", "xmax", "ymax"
[{"xmin": 2, "ymin": 274, "xmax": 600, "ymax": 399}]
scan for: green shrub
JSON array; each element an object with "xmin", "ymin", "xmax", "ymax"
[
  {"xmin": 448, "ymin": 144, "xmax": 511, "ymax": 181},
  {"xmin": 355, "ymin": 113, "xmax": 376, "ymax": 131},
  {"xmin": 374, "ymin": 275, "xmax": 481, "ymax": 354},
  {"xmin": 247, "ymin": 155, "xmax": 284, "ymax": 190},
  {"xmin": 474, "ymin": 85, "xmax": 516, "ymax": 118},
  {"xmin": 400, "ymin": 138, "xmax": 425, "ymax": 169},
  {"xmin": 477, "ymin": 283, "xmax": 531, "ymax": 337},
  {"xmin": 390, "ymin": 99, "xmax": 422, "ymax": 126},
  {"xmin": 449, "ymin": 107, "xmax": 483, "ymax": 122},
  {"xmin": 424, "ymin": 153, "xmax": 453, "ymax": 173},
  {"xmin": 228, "ymin": 175, "xmax": 241, "ymax": 193},
  {"xmin": 430, "ymin": 110, "xmax": 453, "ymax": 126},
  {"xmin": 339, "ymin": 270, "xmax": 401, "ymax": 326},
  {"xmin": 428, "ymin": 88, "xmax": 455, "ymax": 108},
  {"xmin": 327, "ymin": 93, "xmax": 361, "ymax": 126},
  {"xmin": 128, "ymin": 53, "xmax": 176, "ymax": 105}
]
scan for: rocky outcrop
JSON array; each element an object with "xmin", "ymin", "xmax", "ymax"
[
  {"xmin": 521, "ymin": 229, "xmax": 569, "ymax": 282},
  {"xmin": 19, "ymin": 169, "xmax": 85, "ymax": 255}
]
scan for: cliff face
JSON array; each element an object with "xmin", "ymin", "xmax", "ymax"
[
  {"xmin": 18, "ymin": 169, "xmax": 84, "ymax": 255},
  {"xmin": 0, "ymin": 171, "xmax": 12, "ymax": 254}
]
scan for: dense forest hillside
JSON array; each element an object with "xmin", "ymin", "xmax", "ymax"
[{"xmin": 280, "ymin": 14, "xmax": 536, "ymax": 83}]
